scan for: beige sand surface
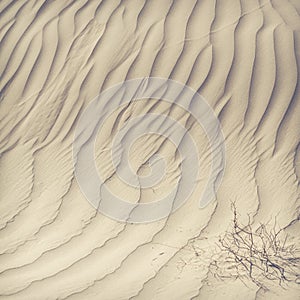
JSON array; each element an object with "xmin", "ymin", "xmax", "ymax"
[{"xmin": 0, "ymin": 0, "xmax": 299, "ymax": 299}]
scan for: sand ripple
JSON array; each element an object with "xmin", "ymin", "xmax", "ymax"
[{"xmin": 0, "ymin": 0, "xmax": 299, "ymax": 299}]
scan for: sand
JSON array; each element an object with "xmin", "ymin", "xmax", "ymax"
[{"xmin": 0, "ymin": 0, "xmax": 299, "ymax": 299}]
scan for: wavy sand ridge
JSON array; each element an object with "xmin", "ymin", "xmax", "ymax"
[{"xmin": 0, "ymin": 0, "xmax": 299, "ymax": 299}]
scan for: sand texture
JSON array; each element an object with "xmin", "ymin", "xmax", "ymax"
[{"xmin": 0, "ymin": 0, "xmax": 300, "ymax": 299}]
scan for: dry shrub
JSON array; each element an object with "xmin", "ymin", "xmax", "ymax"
[{"xmin": 217, "ymin": 203, "xmax": 300, "ymax": 289}]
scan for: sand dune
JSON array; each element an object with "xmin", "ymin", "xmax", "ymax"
[{"xmin": 0, "ymin": 0, "xmax": 299, "ymax": 299}]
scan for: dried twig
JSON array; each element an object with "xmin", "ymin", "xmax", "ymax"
[{"xmin": 217, "ymin": 203, "xmax": 300, "ymax": 290}]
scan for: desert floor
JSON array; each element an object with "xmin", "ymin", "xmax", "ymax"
[{"xmin": 0, "ymin": 0, "xmax": 299, "ymax": 299}]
